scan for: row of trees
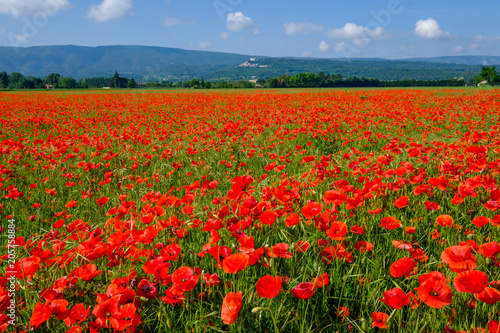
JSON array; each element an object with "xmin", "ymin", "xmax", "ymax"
[
  {"xmin": 0, "ymin": 71, "xmax": 137, "ymax": 89},
  {"xmin": 2, "ymin": 68, "xmax": 498, "ymax": 90}
]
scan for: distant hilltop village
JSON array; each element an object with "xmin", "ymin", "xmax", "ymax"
[{"xmin": 237, "ymin": 58, "xmax": 269, "ymax": 68}]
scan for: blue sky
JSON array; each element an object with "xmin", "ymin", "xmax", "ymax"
[{"xmin": 0, "ymin": 0, "xmax": 498, "ymax": 59}]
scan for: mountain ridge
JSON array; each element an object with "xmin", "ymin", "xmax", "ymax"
[{"xmin": 0, "ymin": 44, "xmax": 497, "ymax": 81}]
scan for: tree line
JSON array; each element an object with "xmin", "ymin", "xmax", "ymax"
[{"xmin": 1, "ymin": 67, "xmax": 498, "ymax": 90}]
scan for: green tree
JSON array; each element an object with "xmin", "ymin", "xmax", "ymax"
[
  {"xmin": 60, "ymin": 77, "xmax": 77, "ymax": 89},
  {"xmin": 45, "ymin": 73, "xmax": 61, "ymax": 87},
  {"xmin": 0, "ymin": 71, "xmax": 9, "ymax": 88},
  {"xmin": 126, "ymin": 78, "xmax": 137, "ymax": 88},
  {"xmin": 475, "ymin": 66, "xmax": 500, "ymax": 85},
  {"xmin": 9, "ymin": 72, "xmax": 26, "ymax": 89}
]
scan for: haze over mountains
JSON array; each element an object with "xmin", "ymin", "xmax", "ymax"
[{"xmin": 0, "ymin": 45, "xmax": 498, "ymax": 82}]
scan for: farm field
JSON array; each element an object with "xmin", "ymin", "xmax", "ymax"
[{"xmin": 0, "ymin": 88, "xmax": 499, "ymax": 332}]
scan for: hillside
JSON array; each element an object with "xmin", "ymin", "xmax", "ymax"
[{"xmin": 0, "ymin": 45, "xmax": 493, "ymax": 81}]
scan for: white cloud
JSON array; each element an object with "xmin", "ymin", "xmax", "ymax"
[
  {"xmin": 162, "ymin": 17, "xmax": 195, "ymax": 26},
  {"xmin": 221, "ymin": 31, "xmax": 230, "ymax": 40},
  {"xmin": 475, "ymin": 35, "xmax": 500, "ymax": 42},
  {"xmin": 0, "ymin": 0, "xmax": 69, "ymax": 18},
  {"xmin": 88, "ymin": 0, "xmax": 132, "ymax": 23},
  {"xmin": 414, "ymin": 18, "xmax": 449, "ymax": 40},
  {"xmin": 14, "ymin": 34, "xmax": 29, "ymax": 43},
  {"xmin": 198, "ymin": 41, "xmax": 211, "ymax": 49},
  {"xmin": 302, "ymin": 51, "xmax": 312, "ymax": 57},
  {"xmin": 318, "ymin": 41, "xmax": 330, "ymax": 53},
  {"xmin": 283, "ymin": 22, "xmax": 323, "ymax": 36},
  {"xmin": 455, "ymin": 46, "xmax": 463, "ymax": 52},
  {"xmin": 334, "ymin": 41, "xmax": 347, "ymax": 52},
  {"xmin": 226, "ymin": 12, "xmax": 256, "ymax": 32},
  {"xmin": 469, "ymin": 44, "xmax": 478, "ymax": 50},
  {"xmin": 326, "ymin": 23, "xmax": 386, "ymax": 46}
]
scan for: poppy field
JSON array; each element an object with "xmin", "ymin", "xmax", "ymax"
[{"xmin": 1, "ymin": 88, "xmax": 500, "ymax": 332}]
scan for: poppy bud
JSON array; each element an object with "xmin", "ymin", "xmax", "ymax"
[
  {"xmin": 360, "ymin": 317, "xmax": 367, "ymax": 332},
  {"xmin": 486, "ymin": 257, "xmax": 491, "ymax": 265},
  {"xmin": 467, "ymin": 233, "xmax": 474, "ymax": 240},
  {"xmin": 166, "ymin": 314, "xmax": 173, "ymax": 329},
  {"xmin": 251, "ymin": 307, "xmax": 264, "ymax": 314}
]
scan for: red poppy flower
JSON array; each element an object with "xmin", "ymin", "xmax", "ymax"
[
  {"xmin": 441, "ymin": 245, "xmax": 477, "ymax": 273},
  {"xmin": 354, "ymin": 241, "xmax": 374, "ymax": 253},
  {"xmin": 336, "ymin": 306, "xmax": 349, "ymax": 321},
  {"xmin": 221, "ymin": 291, "xmax": 242, "ymax": 325},
  {"xmin": 93, "ymin": 298, "xmax": 119, "ymax": 328},
  {"xmin": 321, "ymin": 244, "xmax": 353, "ymax": 264},
  {"xmin": 256, "ymin": 275, "xmax": 282, "ymax": 299},
  {"xmin": 478, "ymin": 241, "xmax": 500, "ymax": 258},
  {"xmin": 161, "ymin": 287, "xmax": 185, "ymax": 305},
  {"xmin": 368, "ymin": 208, "xmax": 383, "ymax": 215},
  {"xmin": 222, "ymin": 253, "xmax": 249, "ymax": 274},
  {"xmin": 436, "ymin": 215, "xmax": 453, "ymax": 227},
  {"xmin": 69, "ymin": 264, "xmax": 102, "ymax": 282},
  {"xmin": 267, "ymin": 243, "xmax": 293, "ymax": 259},
  {"xmin": 350, "ymin": 225, "xmax": 366, "ymax": 234},
  {"xmin": 285, "ymin": 213, "xmax": 300, "ymax": 227},
  {"xmin": 161, "ymin": 243, "xmax": 182, "ymax": 261},
  {"xmin": 204, "ymin": 273, "xmax": 220, "ymax": 287},
  {"xmin": 424, "ymin": 201, "xmax": 440, "ymax": 211},
  {"xmin": 453, "ymin": 270, "xmax": 488, "ymax": 294},
  {"xmin": 63, "ymin": 303, "xmax": 90, "ymax": 327},
  {"xmin": 171, "ymin": 266, "xmax": 200, "ymax": 292},
  {"xmin": 96, "ymin": 196, "xmax": 109, "ymax": 207},
  {"xmin": 301, "ymin": 201, "xmax": 323, "ymax": 219},
  {"xmin": 488, "ymin": 320, "xmax": 499, "ymax": 333},
  {"xmin": 379, "ymin": 216, "xmax": 402, "ymax": 230},
  {"xmin": 137, "ymin": 279, "xmax": 158, "ymax": 299},
  {"xmin": 311, "ymin": 273, "xmax": 329, "ymax": 288},
  {"xmin": 295, "ymin": 240, "xmax": 311, "ymax": 253},
  {"xmin": 326, "ymin": 221, "xmax": 347, "ymax": 241},
  {"xmin": 390, "ymin": 257, "xmax": 417, "ymax": 278},
  {"xmin": 109, "ymin": 303, "xmax": 140, "ymax": 331},
  {"xmin": 417, "ymin": 271, "xmax": 453, "ymax": 308},
  {"xmin": 394, "ymin": 196, "xmax": 409, "ymax": 208},
  {"xmin": 29, "ymin": 303, "xmax": 52, "ymax": 329},
  {"xmin": 472, "ymin": 216, "xmax": 490, "ymax": 228},
  {"xmin": 290, "ymin": 282, "xmax": 315, "ymax": 299},
  {"xmin": 474, "ymin": 287, "xmax": 500, "ymax": 305},
  {"xmin": 259, "ymin": 210, "xmax": 278, "ymax": 225},
  {"xmin": 323, "ymin": 190, "xmax": 346, "ymax": 205},
  {"xmin": 15, "ymin": 256, "xmax": 41, "ymax": 280},
  {"xmin": 379, "ymin": 288, "xmax": 410, "ymax": 309},
  {"xmin": 404, "ymin": 226, "xmax": 417, "ymax": 234},
  {"xmin": 371, "ymin": 312, "xmax": 389, "ymax": 329}
]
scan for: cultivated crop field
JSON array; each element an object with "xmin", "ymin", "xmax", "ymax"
[{"xmin": 0, "ymin": 89, "xmax": 499, "ymax": 333}]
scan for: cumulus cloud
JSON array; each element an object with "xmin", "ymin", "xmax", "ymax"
[
  {"xmin": 334, "ymin": 41, "xmax": 348, "ymax": 53},
  {"xmin": 221, "ymin": 31, "xmax": 230, "ymax": 40},
  {"xmin": 283, "ymin": 22, "xmax": 323, "ymax": 35},
  {"xmin": 326, "ymin": 23, "xmax": 386, "ymax": 46},
  {"xmin": 162, "ymin": 17, "xmax": 195, "ymax": 26},
  {"xmin": 318, "ymin": 41, "xmax": 330, "ymax": 53},
  {"xmin": 226, "ymin": 12, "xmax": 256, "ymax": 32},
  {"xmin": 414, "ymin": 18, "xmax": 449, "ymax": 40},
  {"xmin": 475, "ymin": 35, "xmax": 500, "ymax": 42},
  {"xmin": 198, "ymin": 41, "xmax": 211, "ymax": 49},
  {"xmin": 14, "ymin": 34, "xmax": 29, "ymax": 43},
  {"xmin": 0, "ymin": 0, "xmax": 69, "ymax": 18},
  {"xmin": 302, "ymin": 51, "xmax": 312, "ymax": 57},
  {"xmin": 88, "ymin": 0, "xmax": 132, "ymax": 23}
]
